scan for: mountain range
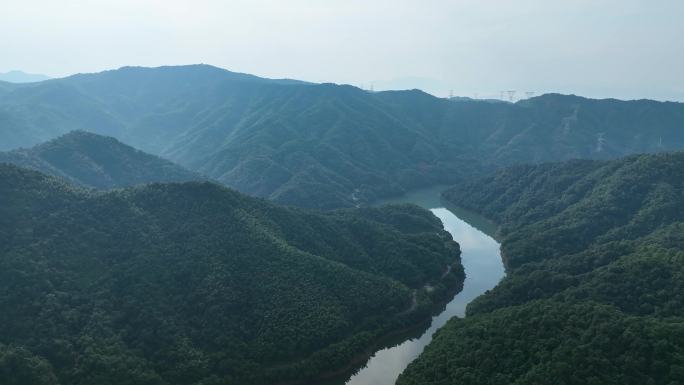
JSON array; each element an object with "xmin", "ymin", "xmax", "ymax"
[
  {"xmin": 2, "ymin": 64, "xmax": 684, "ymax": 385},
  {"xmin": 2, "ymin": 65, "xmax": 683, "ymax": 208}
]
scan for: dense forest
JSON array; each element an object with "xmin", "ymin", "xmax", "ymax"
[
  {"xmin": 0, "ymin": 131, "xmax": 202, "ymax": 188},
  {"xmin": 398, "ymin": 152, "xmax": 684, "ymax": 385},
  {"xmin": 0, "ymin": 164, "xmax": 464, "ymax": 385},
  {"xmin": 3, "ymin": 64, "xmax": 684, "ymax": 385},
  {"xmin": 2, "ymin": 65, "xmax": 684, "ymax": 208}
]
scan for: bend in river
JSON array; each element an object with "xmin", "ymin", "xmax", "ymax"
[{"xmin": 331, "ymin": 186, "xmax": 506, "ymax": 385}]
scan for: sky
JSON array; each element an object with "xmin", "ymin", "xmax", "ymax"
[{"xmin": 2, "ymin": 0, "xmax": 683, "ymax": 101}]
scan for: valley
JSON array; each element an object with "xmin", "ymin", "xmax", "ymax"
[
  {"xmin": 1, "ymin": 65, "xmax": 683, "ymax": 385},
  {"xmin": 5, "ymin": 1, "xmax": 684, "ymax": 384},
  {"xmin": 334, "ymin": 187, "xmax": 504, "ymax": 385}
]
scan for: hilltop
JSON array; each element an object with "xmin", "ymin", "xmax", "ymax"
[{"xmin": 0, "ymin": 131, "xmax": 202, "ymax": 188}]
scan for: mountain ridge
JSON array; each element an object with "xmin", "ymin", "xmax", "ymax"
[
  {"xmin": 2, "ymin": 65, "xmax": 683, "ymax": 208},
  {"xmin": 0, "ymin": 130, "xmax": 203, "ymax": 188}
]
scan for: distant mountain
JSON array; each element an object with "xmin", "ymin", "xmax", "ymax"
[
  {"xmin": 0, "ymin": 163, "xmax": 463, "ymax": 385},
  {"xmin": 0, "ymin": 70, "xmax": 51, "ymax": 83},
  {"xmin": 0, "ymin": 131, "xmax": 202, "ymax": 188},
  {"xmin": 398, "ymin": 152, "xmax": 684, "ymax": 385},
  {"xmin": 370, "ymin": 76, "xmax": 447, "ymax": 96},
  {"xmin": 0, "ymin": 65, "xmax": 309, "ymax": 152},
  {"xmin": 1, "ymin": 65, "xmax": 683, "ymax": 208}
]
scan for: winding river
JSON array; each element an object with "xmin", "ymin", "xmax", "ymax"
[{"xmin": 332, "ymin": 186, "xmax": 506, "ymax": 385}]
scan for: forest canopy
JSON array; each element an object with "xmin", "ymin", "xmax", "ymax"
[
  {"xmin": 0, "ymin": 163, "xmax": 463, "ymax": 385},
  {"xmin": 398, "ymin": 152, "xmax": 684, "ymax": 385}
]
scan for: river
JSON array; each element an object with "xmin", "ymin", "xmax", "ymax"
[{"xmin": 332, "ymin": 186, "xmax": 506, "ymax": 385}]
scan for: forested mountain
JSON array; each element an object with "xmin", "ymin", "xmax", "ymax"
[
  {"xmin": 0, "ymin": 65, "xmax": 304, "ymax": 153},
  {"xmin": 1, "ymin": 65, "xmax": 683, "ymax": 208},
  {"xmin": 0, "ymin": 131, "xmax": 202, "ymax": 188},
  {"xmin": 398, "ymin": 152, "xmax": 684, "ymax": 385},
  {"xmin": 0, "ymin": 164, "xmax": 463, "ymax": 385}
]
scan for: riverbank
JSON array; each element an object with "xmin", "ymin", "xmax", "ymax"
[
  {"xmin": 309, "ymin": 275, "xmax": 466, "ymax": 385},
  {"xmin": 337, "ymin": 186, "xmax": 505, "ymax": 385},
  {"xmin": 271, "ymin": 258, "xmax": 466, "ymax": 385}
]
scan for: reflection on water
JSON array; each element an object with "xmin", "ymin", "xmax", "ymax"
[{"xmin": 337, "ymin": 186, "xmax": 505, "ymax": 385}]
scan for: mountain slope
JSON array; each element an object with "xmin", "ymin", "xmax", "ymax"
[
  {"xmin": 0, "ymin": 65, "xmax": 299, "ymax": 153},
  {"xmin": 0, "ymin": 164, "xmax": 463, "ymax": 385},
  {"xmin": 0, "ymin": 131, "xmax": 202, "ymax": 188},
  {"xmin": 398, "ymin": 152, "xmax": 684, "ymax": 385},
  {"xmin": 1, "ymin": 65, "xmax": 683, "ymax": 208}
]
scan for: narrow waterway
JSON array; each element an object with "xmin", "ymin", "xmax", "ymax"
[{"xmin": 339, "ymin": 186, "xmax": 505, "ymax": 385}]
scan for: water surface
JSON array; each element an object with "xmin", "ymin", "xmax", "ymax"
[{"xmin": 338, "ymin": 186, "xmax": 505, "ymax": 385}]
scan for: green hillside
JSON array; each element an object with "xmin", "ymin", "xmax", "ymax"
[
  {"xmin": 2, "ymin": 65, "xmax": 683, "ymax": 208},
  {"xmin": 0, "ymin": 164, "xmax": 462, "ymax": 385},
  {"xmin": 398, "ymin": 152, "xmax": 684, "ymax": 385},
  {"xmin": 0, "ymin": 131, "xmax": 202, "ymax": 188}
]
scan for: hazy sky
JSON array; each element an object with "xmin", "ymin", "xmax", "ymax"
[{"xmin": 2, "ymin": 0, "xmax": 683, "ymax": 100}]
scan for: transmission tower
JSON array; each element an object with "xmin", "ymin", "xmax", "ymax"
[
  {"xmin": 507, "ymin": 90, "xmax": 516, "ymax": 102},
  {"xmin": 596, "ymin": 133, "xmax": 606, "ymax": 152}
]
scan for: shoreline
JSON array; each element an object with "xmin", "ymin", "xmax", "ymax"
[
  {"xmin": 276, "ymin": 187, "xmax": 503, "ymax": 385},
  {"xmin": 274, "ymin": 268, "xmax": 466, "ymax": 385}
]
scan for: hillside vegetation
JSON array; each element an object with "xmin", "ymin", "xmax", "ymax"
[
  {"xmin": 2, "ymin": 65, "xmax": 683, "ymax": 208},
  {"xmin": 398, "ymin": 152, "xmax": 684, "ymax": 385},
  {"xmin": 0, "ymin": 164, "xmax": 463, "ymax": 385},
  {"xmin": 0, "ymin": 131, "xmax": 202, "ymax": 188}
]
